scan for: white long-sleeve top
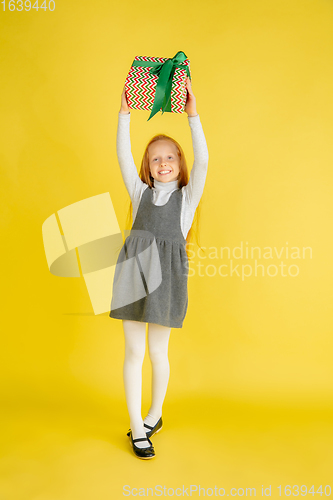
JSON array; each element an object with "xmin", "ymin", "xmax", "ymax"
[{"xmin": 116, "ymin": 111, "xmax": 209, "ymax": 240}]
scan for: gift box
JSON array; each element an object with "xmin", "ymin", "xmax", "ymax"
[{"xmin": 124, "ymin": 50, "xmax": 191, "ymax": 121}]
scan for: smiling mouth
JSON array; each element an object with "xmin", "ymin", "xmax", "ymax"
[{"xmin": 158, "ymin": 170, "xmax": 172, "ymax": 175}]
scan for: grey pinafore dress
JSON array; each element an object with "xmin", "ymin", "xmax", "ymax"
[{"xmin": 109, "ymin": 185, "xmax": 189, "ymax": 328}]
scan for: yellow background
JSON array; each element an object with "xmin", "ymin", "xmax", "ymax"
[{"xmin": 1, "ymin": 0, "xmax": 333, "ymax": 498}]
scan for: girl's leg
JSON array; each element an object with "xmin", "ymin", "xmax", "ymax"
[
  {"xmin": 144, "ymin": 322, "xmax": 171, "ymax": 427},
  {"xmin": 122, "ymin": 319, "xmax": 150, "ymax": 448}
]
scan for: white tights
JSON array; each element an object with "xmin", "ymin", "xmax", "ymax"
[{"xmin": 123, "ymin": 319, "xmax": 171, "ymax": 448}]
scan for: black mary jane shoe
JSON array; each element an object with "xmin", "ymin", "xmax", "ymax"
[
  {"xmin": 144, "ymin": 417, "xmax": 163, "ymax": 438},
  {"xmin": 127, "ymin": 430, "xmax": 155, "ymax": 460}
]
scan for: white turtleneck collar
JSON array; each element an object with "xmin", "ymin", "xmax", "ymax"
[
  {"xmin": 151, "ymin": 178, "xmax": 180, "ymax": 206},
  {"xmin": 153, "ymin": 178, "xmax": 179, "ymax": 191}
]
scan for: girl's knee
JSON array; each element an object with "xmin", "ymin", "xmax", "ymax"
[
  {"xmin": 125, "ymin": 340, "xmax": 146, "ymax": 363},
  {"xmin": 148, "ymin": 346, "xmax": 168, "ymax": 365},
  {"xmin": 125, "ymin": 342, "xmax": 145, "ymax": 363}
]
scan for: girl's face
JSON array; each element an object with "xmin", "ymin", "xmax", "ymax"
[{"xmin": 148, "ymin": 140, "xmax": 180, "ymax": 183}]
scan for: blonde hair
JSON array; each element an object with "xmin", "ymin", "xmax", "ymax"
[{"xmin": 125, "ymin": 134, "xmax": 203, "ymax": 260}]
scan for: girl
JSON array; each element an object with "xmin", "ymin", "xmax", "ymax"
[{"xmin": 109, "ymin": 77, "xmax": 209, "ymax": 459}]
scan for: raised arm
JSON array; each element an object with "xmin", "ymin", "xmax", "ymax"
[
  {"xmin": 116, "ymin": 87, "xmax": 144, "ymax": 202},
  {"xmin": 183, "ymin": 78, "xmax": 209, "ymax": 209}
]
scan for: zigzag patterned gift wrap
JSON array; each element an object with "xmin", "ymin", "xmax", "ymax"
[{"xmin": 124, "ymin": 55, "xmax": 191, "ymax": 115}]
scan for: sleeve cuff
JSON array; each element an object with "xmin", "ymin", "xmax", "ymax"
[
  {"xmin": 118, "ymin": 111, "xmax": 131, "ymax": 119},
  {"xmin": 187, "ymin": 113, "xmax": 199, "ymax": 120},
  {"xmin": 187, "ymin": 114, "xmax": 200, "ymax": 127}
]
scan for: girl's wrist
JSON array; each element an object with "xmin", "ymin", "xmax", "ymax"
[{"xmin": 119, "ymin": 109, "xmax": 130, "ymax": 114}]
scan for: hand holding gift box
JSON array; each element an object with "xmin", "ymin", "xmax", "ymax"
[
  {"xmin": 184, "ymin": 76, "xmax": 197, "ymax": 117},
  {"xmin": 124, "ymin": 50, "xmax": 192, "ymax": 121}
]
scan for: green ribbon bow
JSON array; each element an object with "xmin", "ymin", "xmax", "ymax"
[{"xmin": 132, "ymin": 50, "xmax": 191, "ymax": 121}]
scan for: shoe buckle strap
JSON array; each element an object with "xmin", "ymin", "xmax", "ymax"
[{"xmin": 133, "ymin": 436, "xmax": 153, "ymax": 446}]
